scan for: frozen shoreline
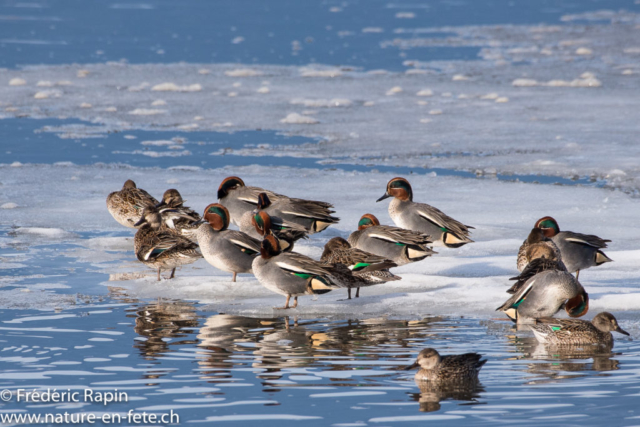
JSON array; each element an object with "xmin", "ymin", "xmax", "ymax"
[{"xmin": 1, "ymin": 163, "xmax": 639, "ymax": 323}]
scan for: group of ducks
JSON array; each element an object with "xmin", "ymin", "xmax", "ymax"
[{"xmin": 106, "ymin": 175, "xmax": 629, "ymax": 384}]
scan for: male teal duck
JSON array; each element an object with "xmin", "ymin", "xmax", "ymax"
[
  {"xmin": 194, "ymin": 203, "xmax": 261, "ymax": 282},
  {"xmin": 217, "ymin": 176, "xmax": 338, "ymax": 233},
  {"xmin": 377, "ymin": 177, "xmax": 473, "ymax": 248},
  {"xmin": 405, "ymin": 348, "xmax": 486, "ymax": 382},
  {"xmin": 348, "ymin": 214, "xmax": 435, "ymax": 266},
  {"xmin": 156, "ymin": 188, "xmax": 202, "ymax": 242},
  {"xmin": 535, "ymin": 216, "xmax": 612, "ymax": 279},
  {"xmin": 133, "ymin": 205, "xmax": 202, "ymax": 281},
  {"xmin": 497, "ymin": 269, "xmax": 589, "ymax": 324},
  {"xmin": 321, "ymin": 237, "xmax": 400, "ymax": 299},
  {"xmin": 250, "ymin": 191, "xmax": 338, "ymax": 235},
  {"xmin": 239, "ymin": 207, "xmax": 308, "ymax": 251},
  {"xmin": 252, "ymin": 235, "xmax": 343, "ymax": 309},
  {"xmin": 531, "ymin": 312, "xmax": 629, "ymax": 347},
  {"xmin": 517, "ymin": 228, "xmax": 565, "ymax": 272},
  {"xmin": 107, "ymin": 179, "xmax": 159, "ymax": 228}
]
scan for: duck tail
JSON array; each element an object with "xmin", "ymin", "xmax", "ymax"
[
  {"xmin": 443, "ymin": 232, "xmax": 474, "ymax": 248},
  {"xmin": 595, "ymin": 250, "xmax": 613, "ymax": 265},
  {"xmin": 307, "ymin": 276, "xmax": 335, "ymax": 295}
]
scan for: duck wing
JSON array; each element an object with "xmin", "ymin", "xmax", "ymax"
[
  {"xmin": 414, "ymin": 202, "xmax": 474, "ymax": 238},
  {"xmin": 367, "ymin": 225, "xmax": 433, "ymax": 246},
  {"xmin": 562, "ymin": 231, "xmax": 610, "ymax": 249},
  {"xmin": 507, "ymin": 258, "xmax": 562, "ymax": 294}
]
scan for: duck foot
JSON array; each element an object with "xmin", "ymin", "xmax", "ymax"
[
  {"xmin": 157, "ymin": 269, "xmax": 162, "ymax": 281},
  {"xmin": 355, "ymin": 287, "xmax": 360, "ymax": 298},
  {"xmin": 232, "ymin": 272, "xmax": 237, "ymax": 282},
  {"xmin": 169, "ymin": 268, "xmax": 176, "ymax": 279},
  {"xmin": 275, "ymin": 295, "xmax": 297, "ymax": 309}
]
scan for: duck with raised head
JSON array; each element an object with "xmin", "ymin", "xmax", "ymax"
[
  {"xmin": 321, "ymin": 237, "xmax": 400, "ymax": 299},
  {"xmin": 217, "ymin": 176, "xmax": 338, "ymax": 233},
  {"xmin": 133, "ymin": 205, "xmax": 202, "ymax": 281},
  {"xmin": 107, "ymin": 179, "xmax": 159, "ymax": 228},
  {"xmin": 252, "ymin": 235, "xmax": 343, "ymax": 309},
  {"xmin": 195, "ymin": 203, "xmax": 261, "ymax": 282},
  {"xmin": 517, "ymin": 227, "xmax": 565, "ymax": 272},
  {"xmin": 376, "ymin": 177, "xmax": 474, "ymax": 248},
  {"xmin": 156, "ymin": 189, "xmax": 202, "ymax": 242},
  {"xmin": 534, "ymin": 216, "xmax": 612, "ymax": 279},
  {"xmin": 348, "ymin": 214, "xmax": 435, "ymax": 266},
  {"xmin": 238, "ymin": 206, "xmax": 308, "ymax": 251},
  {"xmin": 531, "ymin": 312, "xmax": 629, "ymax": 347},
  {"xmin": 405, "ymin": 348, "xmax": 486, "ymax": 383},
  {"xmin": 497, "ymin": 269, "xmax": 589, "ymax": 324}
]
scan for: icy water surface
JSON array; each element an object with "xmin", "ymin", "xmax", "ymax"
[
  {"xmin": 2, "ymin": 301, "xmax": 640, "ymax": 425},
  {"xmin": 2, "ymin": 227, "xmax": 640, "ymax": 425},
  {"xmin": 3, "ymin": 0, "xmax": 638, "ymax": 70},
  {"xmin": 0, "ymin": 117, "xmax": 607, "ymax": 188}
]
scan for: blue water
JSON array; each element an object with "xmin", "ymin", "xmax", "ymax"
[
  {"xmin": 1, "ymin": 0, "xmax": 639, "ymax": 70},
  {"xmin": 1, "ymin": 118, "xmax": 607, "ymax": 188},
  {"xmin": 1, "ymin": 227, "xmax": 639, "ymax": 425}
]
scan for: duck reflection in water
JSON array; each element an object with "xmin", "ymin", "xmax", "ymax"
[
  {"xmin": 195, "ymin": 314, "xmax": 445, "ymax": 388},
  {"xmin": 133, "ymin": 301, "xmax": 200, "ymax": 361}
]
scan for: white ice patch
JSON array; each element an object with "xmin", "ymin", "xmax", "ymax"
[
  {"xmin": 224, "ymin": 69, "xmax": 263, "ymax": 77},
  {"xmin": 151, "ymin": 83, "xmax": 202, "ymax": 92},
  {"xmin": 128, "ymin": 108, "xmax": 166, "ymax": 115},
  {"xmin": 14, "ymin": 227, "xmax": 78, "ymax": 239},
  {"xmin": 280, "ymin": 113, "xmax": 319, "ymax": 124}
]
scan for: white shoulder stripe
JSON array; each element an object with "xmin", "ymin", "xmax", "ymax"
[
  {"xmin": 275, "ymin": 261, "xmax": 312, "ymax": 274},
  {"xmin": 230, "ymin": 239, "xmax": 256, "ymax": 250},
  {"xmin": 565, "ymin": 237, "xmax": 596, "ymax": 247},
  {"xmin": 281, "ymin": 210, "xmax": 316, "ymax": 219},
  {"xmin": 416, "ymin": 210, "xmax": 444, "ymax": 228},
  {"xmin": 369, "ymin": 233, "xmax": 399, "ymax": 243},
  {"xmin": 237, "ymin": 197, "xmax": 258, "ymax": 204}
]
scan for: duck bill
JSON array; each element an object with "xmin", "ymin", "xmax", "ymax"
[
  {"xmin": 193, "ymin": 218, "xmax": 207, "ymax": 226},
  {"xmin": 155, "ymin": 200, "xmax": 167, "ymax": 208},
  {"xmin": 615, "ymin": 326, "xmax": 630, "ymax": 336},
  {"xmin": 133, "ymin": 217, "xmax": 146, "ymax": 227},
  {"xmin": 376, "ymin": 192, "xmax": 391, "ymax": 202},
  {"xmin": 565, "ymin": 291, "xmax": 589, "ymax": 318},
  {"xmin": 403, "ymin": 361, "xmax": 419, "ymax": 371}
]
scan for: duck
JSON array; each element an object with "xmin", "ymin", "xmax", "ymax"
[
  {"xmin": 497, "ymin": 269, "xmax": 589, "ymax": 324},
  {"xmin": 238, "ymin": 206, "xmax": 308, "ymax": 251},
  {"xmin": 531, "ymin": 312, "xmax": 629, "ymax": 347},
  {"xmin": 405, "ymin": 348, "xmax": 486, "ymax": 382},
  {"xmin": 217, "ymin": 176, "xmax": 338, "ymax": 233},
  {"xmin": 246, "ymin": 191, "xmax": 339, "ymax": 235},
  {"xmin": 133, "ymin": 205, "xmax": 202, "ymax": 281},
  {"xmin": 507, "ymin": 256, "xmax": 564, "ymax": 294},
  {"xmin": 535, "ymin": 216, "xmax": 612, "ymax": 279},
  {"xmin": 517, "ymin": 228, "xmax": 565, "ymax": 272},
  {"xmin": 107, "ymin": 179, "xmax": 159, "ymax": 228},
  {"xmin": 321, "ymin": 237, "xmax": 400, "ymax": 299},
  {"xmin": 376, "ymin": 177, "xmax": 473, "ymax": 248},
  {"xmin": 155, "ymin": 189, "xmax": 202, "ymax": 242},
  {"xmin": 194, "ymin": 203, "xmax": 261, "ymax": 282},
  {"xmin": 348, "ymin": 214, "xmax": 435, "ymax": 266},
  {"xmin": 252, "ymin": 235, "xmax": 343, "ymax": 309}
]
